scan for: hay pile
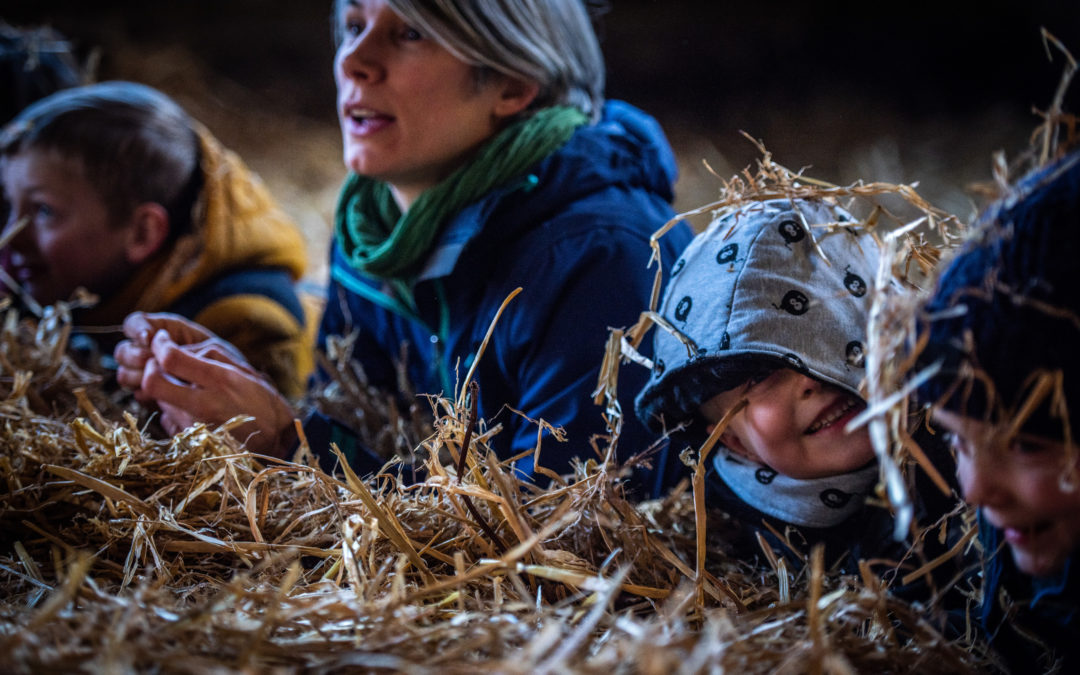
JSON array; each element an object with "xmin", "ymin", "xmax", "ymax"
[{"xmin": 0, "ymin": 162, "xmax": 993, "ymax": 673}]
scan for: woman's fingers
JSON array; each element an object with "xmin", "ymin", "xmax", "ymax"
[
  {"xmin": 122, "ymin": 311, "xmax": 216, "ymax": 347},
  {"xmin": 139, "ymin": 354, "xmax": 213, "ymax": 417},
  {"xmin": 114, "ymin": 339, "xmax": 153, "ymax": 391},
  {"xmin": 187, "ymin": 338, "xmax": 258, "ymax": 375},
  {"xmin": 119, "ymin": 311, "xmax": 294, "ymax": 458},
  {"xmin": 121, "ymin": 312, "xmax": 156, "ymax": 346},
  {"xmin": 159, "ymin": 401, "xmax": 196, "ymax": 437}
]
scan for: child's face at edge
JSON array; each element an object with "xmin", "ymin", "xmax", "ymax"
[
  {"xmin": 1, "ymin": 149, "xmax": 137, "ymax": 307},
  {"xmin": 933, "ymin": 408, "xmax": 1080, "ymax": 578},
  {"xmin": 699, "ymin": 368, "xmax": 874, "ymax": 480}
]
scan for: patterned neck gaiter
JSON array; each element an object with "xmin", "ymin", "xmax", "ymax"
[{"xmin": 712, "ymin": 448, "xmax": 879, "ymax": 528}]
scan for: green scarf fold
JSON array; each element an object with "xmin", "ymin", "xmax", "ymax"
[{"xmin": 335, "ymin": 105, "xmax": 588, "ymax": 283}]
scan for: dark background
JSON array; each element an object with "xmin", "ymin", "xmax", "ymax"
[{"xmin": 4, "ymin": 1, "xmax": 1079, "ymax": 276}]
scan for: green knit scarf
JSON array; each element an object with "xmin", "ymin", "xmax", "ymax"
[{"xmin": 335, "ymin": 105, "xmax": 588, "ymax": 283}]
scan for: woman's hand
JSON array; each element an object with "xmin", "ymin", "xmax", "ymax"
[{"xmin": 114, "ymin": 312, "xmax": 298, "ymax": 457}]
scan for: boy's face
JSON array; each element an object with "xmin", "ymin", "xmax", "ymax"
[
  {"xmin": 699, "ymin": 368, "xmax": 874, "ymax": 480},
  {"xmin": 1, "ymin": 149, "xmax": 136, "ymax": 307},
  {"xmin": 934, "ymin": 408, "xmax": 1080, "ymax": 577}
]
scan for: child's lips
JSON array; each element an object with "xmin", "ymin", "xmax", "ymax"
[
  {"xmin": 1002, "ymin": 521, "xmax": 1053, "ymax": 547},
  {"xmin": 7, "ymin": 262, "xmax": 37, "ymax": 283},
  {"xmin": 804, "ymin": 396, "xmax": 862, "ymax": 435}
]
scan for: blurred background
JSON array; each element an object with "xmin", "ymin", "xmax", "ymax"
[{"xmin": 4, "ymin": 0, "xmax": 1079, "ymax": 282}]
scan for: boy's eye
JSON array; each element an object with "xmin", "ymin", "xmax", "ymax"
[{"xmin": 33, "ymin": 202, "xmax": 54, "ymax": 221}]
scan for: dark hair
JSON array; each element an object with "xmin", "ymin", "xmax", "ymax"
[
  {"xmin": 917, "ymin": 150, "xmax": 1080, "ymax": 440},
  {"xmin": 0, "ymin": 80, "xmax": 202, "ymax": 240},
  {"xmin": 0, "ymin": 22, "xmax": 86, "ymax": 126}
]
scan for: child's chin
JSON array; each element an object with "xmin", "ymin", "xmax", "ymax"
[{"xmin": 1010, "ymin": 544, "xmax": 1069, "ymax": 578}]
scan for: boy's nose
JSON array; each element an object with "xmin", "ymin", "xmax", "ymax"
[{"xmin": 2, "ymin": 213, "xmax": 32, "ymax": 251}]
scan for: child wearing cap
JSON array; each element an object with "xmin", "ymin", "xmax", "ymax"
[
  {"xmin": 635, "ymin": 197, "xmax": 962, "ymax": 586},
  {"xmin": 918, "ymin": 149, "xmax": 1080, "ymax": 673}
]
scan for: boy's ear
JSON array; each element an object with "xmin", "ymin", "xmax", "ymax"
[
  {"xmin": 719, "ymin": 430, "xmax": 748, "ymax": 457},
  {"xmin": 492, "ymin": 76, "xmax": 540, "ymax": 119},
  {"xmin": 124, "ymin": 203, "xmax": 170, "ymax": 265}
]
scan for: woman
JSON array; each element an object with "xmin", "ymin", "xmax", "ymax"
[{"xmin": 115, "ymin": 0, "xmax": 691, "ymax": 484}]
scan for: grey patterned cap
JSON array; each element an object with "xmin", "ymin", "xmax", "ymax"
[{"xmin": 635, "ymin": 198, "xmax": 880, "ymax": 433}]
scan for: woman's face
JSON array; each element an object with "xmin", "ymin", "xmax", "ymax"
[
  {"xmin": 934, "ymin": 408, "xmax": 1080, "ymax": 578},
  {"xmin": 699, "ymin": 368, "xmax": 874, "ymax": 480},
  {"xmin": 1, "ymin": 149, "xmax": 136, "ymax": 307},
  {"xmin": 334, "ymin": 0, "xmax": 531, "ymax": 209}
]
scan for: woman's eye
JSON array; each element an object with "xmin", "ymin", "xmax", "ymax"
[
  {"xmin": 344, "ymin": 21, "xmax": 364, "ymax": 38},
  {"xmin": 401, "ymin": 26, "xmax": 424, "ymax": 41}
]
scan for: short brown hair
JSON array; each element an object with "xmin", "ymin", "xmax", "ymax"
[{"xmin": 1, "ymin": 80, "xmax": 201, "ymax": 238}]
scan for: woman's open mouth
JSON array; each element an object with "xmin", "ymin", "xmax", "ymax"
[{"xmin": 343, "ymin": 106, "xmax": 393, "ymax": 136}]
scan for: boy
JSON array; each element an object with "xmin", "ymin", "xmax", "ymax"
[
  {"xmin": 635, "ymin": 198, "xmax": 960, "ymax": 578},
  {"xmin": 919, "ymin": 149, "xmax": 1080, "ymax": 673},
  {"xmin": 0, "ymin": 81, "xmax": 312, "ymax": 397}
]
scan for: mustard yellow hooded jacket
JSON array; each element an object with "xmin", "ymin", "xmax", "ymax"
[{"xmin": 80, "ymin": 126, "xmax": 313, "ymax": 398}]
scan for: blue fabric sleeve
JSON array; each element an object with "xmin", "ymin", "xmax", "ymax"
[{"xmin": 301, "ymin": 409, "xmax": 386, "ymax": 478}]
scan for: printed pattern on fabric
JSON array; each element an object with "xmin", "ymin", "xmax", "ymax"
[
  {"xmin": 634, "ymin": 198, "xmax": 881, "ymax": 527},
  {"xmin": 712, "ymin": 448, "xmax": 877, "ymax": 527},
  {"xmin": 636, "ymin": 198, "xmax": 878, "ymax": 432}
]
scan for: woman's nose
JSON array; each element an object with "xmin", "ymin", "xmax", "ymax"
[{"xmin": 337, "ymin": 31, "xmax": 386, "ymax": 84}]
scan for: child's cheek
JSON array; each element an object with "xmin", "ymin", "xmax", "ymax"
[{"xmin": 954, "ymin": 451, "xmax": 979, "ymax": 503}]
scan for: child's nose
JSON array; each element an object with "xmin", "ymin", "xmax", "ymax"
[
  {"xmin": 2, "ymin": 213, "xmax": 32, "ymax": 251},
  {"xmin": 957, "ymin": 450, "xmax": 1008, "ymax": 508},
  {"xmin": 793, "ymin": 372, "xmax": 821, "ymax": 400}
]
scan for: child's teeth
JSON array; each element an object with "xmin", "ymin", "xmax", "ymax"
[{"xmin": 807, "ymin": 399, "xmax": 853, "ymax": 433}]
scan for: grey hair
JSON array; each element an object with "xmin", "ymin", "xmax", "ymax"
[{"xmin": 333, "ymin": 0, "xmax": 605, "ymax": 121}]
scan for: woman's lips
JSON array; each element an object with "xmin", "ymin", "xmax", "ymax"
[{"xmin": 342, "ymin": 105, "xmax": 394, "ymax": 136}]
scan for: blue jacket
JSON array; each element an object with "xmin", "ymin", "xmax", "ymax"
[
  {"xmin": 978, "ymin": 513, "xmax": 1079, "ymax": 674},
  {"xmin": 308, "ymin": 101, "xmax": 692, "ymax": 486}
]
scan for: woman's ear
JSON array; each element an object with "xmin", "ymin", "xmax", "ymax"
[
  {"xmin": 492, "ymin": 77, "xmax": 540, "ymax": 119},
  {"xmin": 124, "ymin": 203, "xmax": 170, "ymax": 265}
]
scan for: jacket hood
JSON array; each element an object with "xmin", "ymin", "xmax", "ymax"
[
  {"xmin": 635, "ymin": 198, "xmax": 880, "ymax": 433},
  {"xmin": 82, "ymin": 125, "xmax": 307, "ymax": 326}
]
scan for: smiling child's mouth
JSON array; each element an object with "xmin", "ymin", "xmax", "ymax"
[{"xmin": 804, "ymin": 396, "xmax": 860, "ymax": 434}]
